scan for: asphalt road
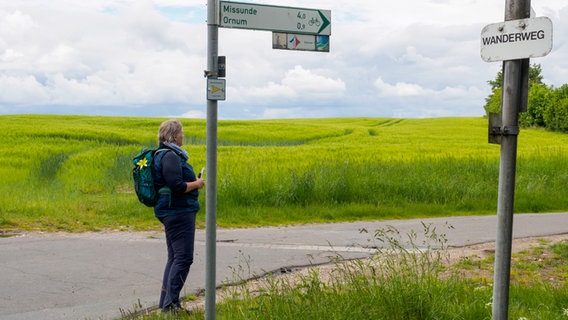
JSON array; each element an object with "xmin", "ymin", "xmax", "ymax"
[{"xmin": 1, "ymin": 212, "xmax": 568, "ymax": 320}]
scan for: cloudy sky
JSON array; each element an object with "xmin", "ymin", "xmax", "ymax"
[{"xmin": 0, "ymin": 0, "xmax": 566, "ymax": 119}]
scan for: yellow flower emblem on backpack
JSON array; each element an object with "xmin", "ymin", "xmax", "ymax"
[{"xmin": 136, "ymin": 158, "xmax": 148, "ymax": 169}]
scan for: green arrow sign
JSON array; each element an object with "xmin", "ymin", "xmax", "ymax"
[
  {"xmin": 219, "ymin": 1, "xmax": 331, "ymax": 36},
  {"xmin": 316, "ymin": 10, "xmax": 330, "ymax": 35}
]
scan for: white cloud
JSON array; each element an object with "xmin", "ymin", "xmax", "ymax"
[
  {"xmin": 374, "ymin": 78, "xmax": 425, "ymax": 97},
  {"xmin": 240, "ymin": 82, "xmax": 295, "ymax": 100},
  {"xmin": 281, "ymin": 65, "xmax": 346, "ymax": 95},
  {"xmin": 232, "ymin": 65, "xmax": 345, "ymax": 103},
  {"xmin": 0, "ymin": 10, "xmax": 37, "ymax": 38},
  {"xmin": 0, "ymin": 0, "xmax": 566, "ymax": 118},
  {"xmin": 0, "ymin": 74, "xmax": 49, "ymax": 103},
  {"xmin": 0, "ymin": 1, "xmax": 207, "ymax": 111},
  {"xmin": 374, "ymin": 77, "xmax": 483, "ymax": 100},
  {"xmin": 180, "ymin": 109, "xmax": 205, "ymax": 119},
  {"xmin": 262, "ymin": 107, "xmax": 303, "ymax": 119},
  {"xmin": 0, "ymin": 48, "xmax": 23, "ymax": 62}
]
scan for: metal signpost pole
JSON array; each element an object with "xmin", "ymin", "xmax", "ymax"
[
  {"xmin": 203, "ymin": 2, "xmax": 330, "ymax": 319},
  {"xmin": 491, "ymin": 0, "xmax": 530, "ymax": 319},
  {"xmin": 205, "ymin": 0, "xmax": 219, "ymax": 319}
]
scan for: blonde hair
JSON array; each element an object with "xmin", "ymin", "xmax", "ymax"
[{"xmin": 158, "ymin": 119, "xmax": 183, "ymax": 144}]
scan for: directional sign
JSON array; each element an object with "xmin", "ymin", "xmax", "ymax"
[
  {"xmin": 207, "ymin": 78, "xmax": 226, "ymax": 101},
  {"xmin": 273, "ymin": 33, "xmax": 329, "ymax": 52},
  {"xmin": 219, "ymin": 1, "xmax": 331, "ymax": 35},
  {"xmin": 481, "ymin": 17, "xmax": 553, "ymax": 62}
]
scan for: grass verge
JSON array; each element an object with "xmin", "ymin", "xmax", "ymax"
[{"xmin": 120, "ymin": 227, "xmax": 568, "ymax": 320}]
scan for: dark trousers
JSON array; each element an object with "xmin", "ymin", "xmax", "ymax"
[{"xmin": 158, "ymin": 212, "xmax": 196, "ymax": 309}]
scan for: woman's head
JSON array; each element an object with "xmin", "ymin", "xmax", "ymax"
[{"xmin": 158, "ymin": 119, "xmax": 184, "ymax": 146}]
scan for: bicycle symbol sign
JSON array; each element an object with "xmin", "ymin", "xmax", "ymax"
[{"xmin": 219, "ymin": 1, "xmax": 331, "ymax": 36}]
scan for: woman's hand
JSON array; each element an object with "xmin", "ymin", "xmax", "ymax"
[{"xmin": 185, "ymin": 178, "xmax": 205, "ymax": 193}]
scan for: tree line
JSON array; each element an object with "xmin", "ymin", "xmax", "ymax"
[{"xmin": 484, "ymin": 64, "xmax": 568, "ymax": 132}]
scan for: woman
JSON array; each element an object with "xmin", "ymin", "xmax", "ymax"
[{"xmin": 153, "ymin": 119, "xmax": 205, "ymax": 313}]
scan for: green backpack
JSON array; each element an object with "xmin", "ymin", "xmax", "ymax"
[{"xmin": 132, "ymin": 148, "xmax": 166, "ymax": 207}]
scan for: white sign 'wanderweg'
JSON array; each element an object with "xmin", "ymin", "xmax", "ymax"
[{"xmin": 481, "ymin": 17, "xmax": 553, "ymax": 62}]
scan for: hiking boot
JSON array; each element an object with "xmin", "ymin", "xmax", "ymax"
[{"xmin": 162, "ymin": 303, "xmax": 192, "ymax": 315}]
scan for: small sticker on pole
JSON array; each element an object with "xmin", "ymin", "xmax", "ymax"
[{"xmin": 207, "ymin": 79, "xmax": 226, "ymax": 101}]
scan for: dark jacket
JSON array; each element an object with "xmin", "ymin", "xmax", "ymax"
[{"xmin": 152, "ymin": 146, "xmax": 200, "ymax": 218}]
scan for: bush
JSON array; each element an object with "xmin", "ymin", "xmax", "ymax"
[
  {"xmin": 520, "ymin": 83, "xmax": 553, "ymax": 127},
  {"xmin": 485, "ymin": 65, "xmax": 568, "ymax": 132},
  {"xmin": 544, "ymin": 98, "xmax": 568, "ymax": 132}
]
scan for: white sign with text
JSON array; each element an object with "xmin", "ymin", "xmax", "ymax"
[{"xmin": 481, "ymin": 17, "xmax": 553, "ymax": 62}]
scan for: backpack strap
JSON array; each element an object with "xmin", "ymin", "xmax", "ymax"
[
  {"xmin": 152, "ymin": 148, "xmax": 184, "ymax": 208},
  {"xmin": 153, "ymin": 148, "xmax": 170, "ymax": 157}
]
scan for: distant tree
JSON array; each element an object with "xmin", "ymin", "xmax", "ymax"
[
  {"xmin": 484, "ymin": 88, "xmax": 502, "ymax": 115},
  {"xmin": 519, "ymin": 83, "xmax": 553, "ymax": 127},
  {"xmin": 527, "ymin": 63, "xmax": 544, "ymax": 87},
  {"xmin": 555, "ymin": 84, "xmax": 568, "ymax": 100},
  {"xmin": 484, "ymin": 65, "xmax": 568, "ymax": 132},
  {"xmin": 484, "ymin": 63, "xmax": 545, "ymax": 116},
  {"xmin": 543, "ymin": 84, "xmax": 568, "ymax": 132}
]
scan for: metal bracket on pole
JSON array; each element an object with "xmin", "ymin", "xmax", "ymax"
[
  {"xmin": 489, "ymin": 112, "xmax": 503, "ymax": 145},
  {"xmin": 489, "ymin": 113, "xmax": 520, "ymax": 144},
  {"xmin": 204, "ymin": 70, "xmax": 216, "ymax": 78},
  {"xmin": 519, "ymin": 59, "xmax": 530, "ymax": 113},
  {"xmin": 489, "ymin": 125, "xmax": 520, "ymax": 145},
  {"xmin": 490, "ymin": 125, "xmax": 520, "ymax": 137}
]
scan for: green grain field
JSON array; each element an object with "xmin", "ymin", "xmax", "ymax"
[{"xmin": 1, "ymin": 115, "xmax": 566, "ymax": 232}]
